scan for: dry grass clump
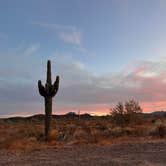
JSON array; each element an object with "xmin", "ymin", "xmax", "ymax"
[
  {"xmin": 149, "ymin": 124, "xmax": 166, "ymax": 138},
  {"xmin": 0, "ymin": 116, "xmax": 166, "ymax": 150},
  {"xmin": 3, "ymin": 138, "xmax": 38, "ymax": 150},
  {"xmin": 0, "ymin": 121, "xmax": 44, "ymax": 150}
]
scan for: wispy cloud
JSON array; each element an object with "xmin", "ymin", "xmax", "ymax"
[
  {"xmin": 32, "ymin": 22, "xmax": 75, "ymax": 31},
  {"xmin": 53, "ymin": 56, "xmax": 166, "ymax": 113},
  {"xmin": 23, "ymin": 43, "xmax": 40, "ymax": 55},
  {"xmin": 1, "ymin": 49, "xmax": 166, "ymax": 116},
  {"xmin": 59, "ymin": 31, "xmax": 82, "ymax": 46},
  {"xmin": 32, "ymin": 22, "xmax": 88, "ymax": 53}
]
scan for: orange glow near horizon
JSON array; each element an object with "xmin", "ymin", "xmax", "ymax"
[
  {"xmin": 141, "ymin": 101, "xmax": 166, "ymax": 113},
  {"xmin": 70, "ymin": 101, "xmax": 166, "ymax": 115},
  {"xmin": 55, "ymin": 101, "xmax": 166, "ymax": 115},
  {"xmin": 2, "ymin": 101, "xmax": 166, "ymax": 118}
]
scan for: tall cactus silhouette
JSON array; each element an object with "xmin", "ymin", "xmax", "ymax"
[{"xmin": 38, "ymin": 60, "xmax": 59, "ymax": 141}]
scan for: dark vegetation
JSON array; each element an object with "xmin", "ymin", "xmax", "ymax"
[
  {"xmin": 110, "ymin": 99, "xmax": 142, "ymax": 126},
  {"xmin": 0, "ymin": 110, "xmax": 166, "ymax": 150},
  {"xmin": 38, "ymin": 60, "xmax": 59, "ymax": 141}
]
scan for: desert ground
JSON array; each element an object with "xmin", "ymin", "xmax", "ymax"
[
  {"xmin": 0, "ymin": 115, "xmax": 166, "ymax": 166},
  {"xmin": 0, "ymin": 142, "xmax": 166, "ymax": 166}
]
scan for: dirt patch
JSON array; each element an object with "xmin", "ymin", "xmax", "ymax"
[{"xmin": 0, "ymin": 142, "xmax": 166, "ymax": 166}]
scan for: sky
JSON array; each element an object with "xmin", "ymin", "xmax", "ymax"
[{"xmin": 1, "ymin": 0, "xmax": 166, "ymax": 117}]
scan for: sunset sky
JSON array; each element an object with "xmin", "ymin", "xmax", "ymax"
[{"xmin": 1, "ymin": 0, "xmax": 166, "ymax": 117}]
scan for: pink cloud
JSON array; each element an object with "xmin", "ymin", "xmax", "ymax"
[{"xmin": 141, "ymin": 101, "xmax": 166, "ymax": 113}]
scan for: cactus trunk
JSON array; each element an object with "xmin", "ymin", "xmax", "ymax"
[
  {"xmin": 38, "ymin": 60, "xmax": 59, "ymax": 141},
  {"xmin": 47, "ymin": 60, "xmax": 52, "ymax": 84},
  {"xmin": 45, "ymin": 97, "xmax": 52, "ymax": 141}
]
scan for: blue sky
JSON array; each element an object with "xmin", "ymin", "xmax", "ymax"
[{"xmin": 1, "ymin": 0, "xmax": 166, "ymax": 116}]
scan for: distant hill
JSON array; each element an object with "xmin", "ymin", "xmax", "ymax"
[
  {"xmin": 0, "ymin": 111, "xmax": 166, "ymax": 122},
  {"xmin": 142, "ymin": 111, "xmax": 166, "ymax": 118},
  {"xmin": 0, "ymin": 112, "xmax": 92, "ymax": 122}
]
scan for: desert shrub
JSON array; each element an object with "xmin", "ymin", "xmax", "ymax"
[
  {"xmin": 55, "ymin": 124, "xmax": 76, "ymax": 141},
  {"xmin": 17, "ymin": 124, "xmax": 44, "ymax": 141},
  {"xmin": 151, "ymin": 119, "xmax": 156, "ymax": 123},
  {"xmin": 158, "ymin": 125, "xmax": 166, "ymax": 138},
  {"xmin": 125, "ymin": 99, "xmax": 142, "ymax": 124},
  {"xmin": 90, "ymin": 125, "xmax": 111, "ymax": 143},
  {"xmin": 110, "ymin": 102, "xmax": 126, "ymax": 126},
  {"xmin": 110, "ymin": 127, "xmax": 124, "ymax": 137},
  {"xmin": 48, "ymin": 129, "xmax": 59, "ymax": 142},
  {"xmin": 73, "ymin": 127, "xmax": 91, "ymax": 141},
  {"xmin": 154, "ymin": 119, "xmax": 162, "ymax": 125},
  {"xmin": 110, "ymin": 99, "xmax": 142, "ymax": 126},
  {"xmin": 149, "ymin": 124, "xmax": 166, "ymax": 138}
]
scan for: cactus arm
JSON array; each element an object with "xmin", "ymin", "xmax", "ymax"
[
  {"xmin": 51, "ymin": 76, "xmax": 59, "ymax": 97},
  {"xmin": 38, "ymin": 80, "xmax": 46, "ymax": 97},
  {"xmin": 54, "ymin": 76, "xmax": 59, "ymax": 90}
]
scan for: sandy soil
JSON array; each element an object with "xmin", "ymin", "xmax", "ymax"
[{"xmin": 0, "ymin": 142, "xmax": 166, "ymax": 166}]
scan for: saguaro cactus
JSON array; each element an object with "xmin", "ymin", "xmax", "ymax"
[{"xmin": 38, "ymin": 60, "xmax": 59, "ymax": 141}]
